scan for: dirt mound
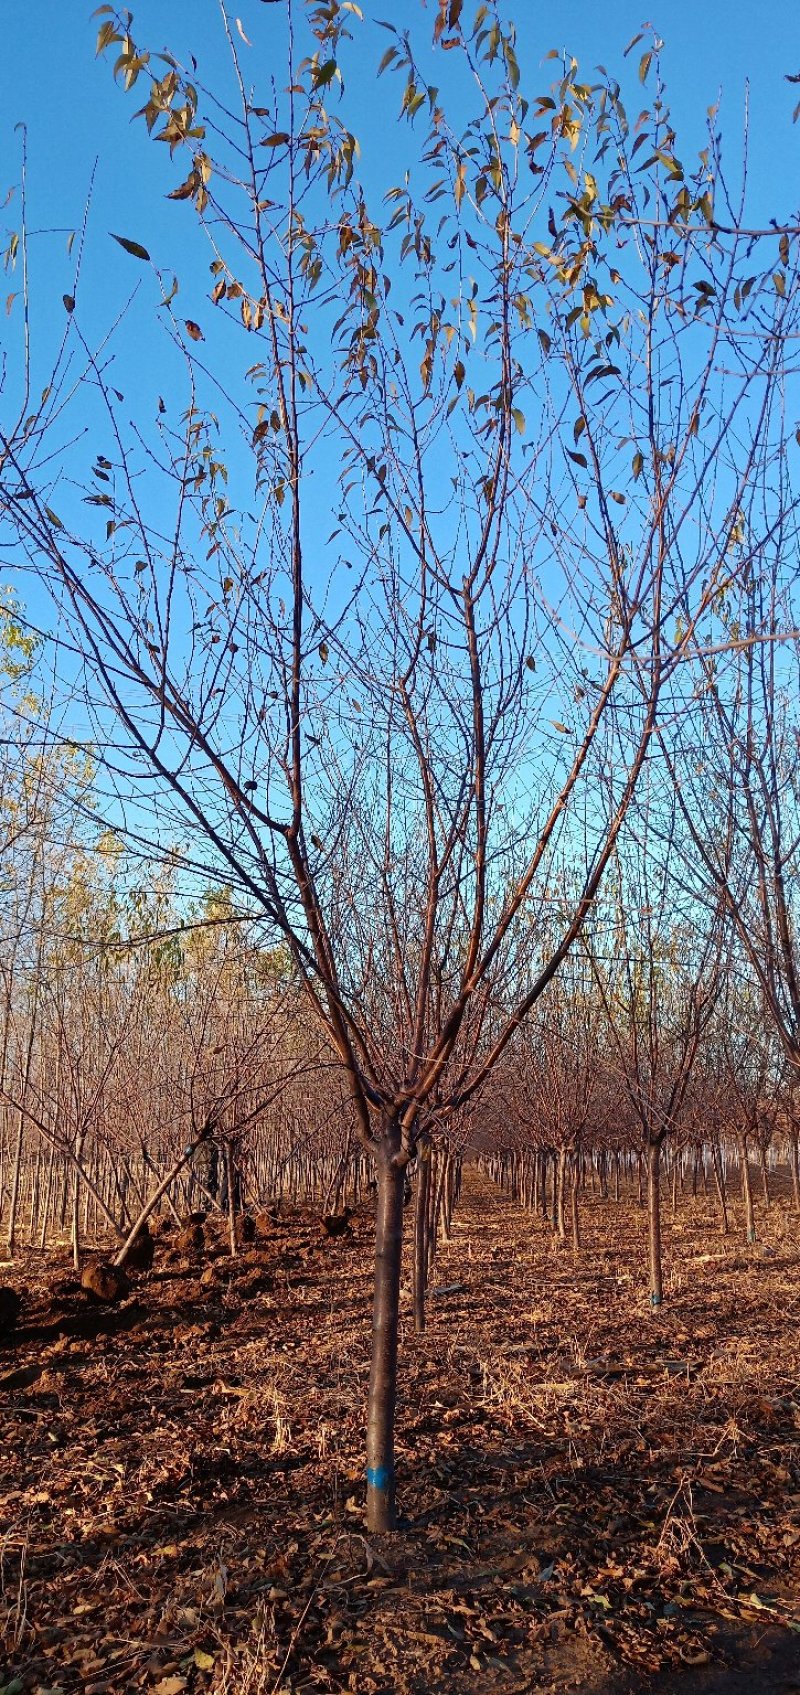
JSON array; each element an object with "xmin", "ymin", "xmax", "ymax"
[
  {"xmin": 118, "ymin": 1222, "xmax": 155, "ymax": 1273},
  {"xmin": 175, "ymin": 1221, "xmax": 205, "ymax": 1257},
  {"xmin": 80, "ymin": 1261, "xmax": 130, "ymax": 1303},
  {"xmin": 0, "ymin": 1285, "xmax": 21, "ymax": 1336},
  {"xmin": 322, "ymin": 1207, "xmax": 353, "ymax": 1238}
]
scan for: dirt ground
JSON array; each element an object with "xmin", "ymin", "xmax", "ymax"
[{"xmin": 1, "ymin": 1167, "xmax": 799, "ymax": 1694}]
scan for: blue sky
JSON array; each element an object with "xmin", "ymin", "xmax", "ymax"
[
  {"xmin": 2, "ymin": 0, "xmax": 799, "ymax": 873},
  {"xmin": 0, "ymin": 0, "xmax": 796, "ymax": 478},
  {"xmin": 2, "ymin": 0, "xmax": 799, "ymax": 288},
  {"xmin": 2, "ymin": 0, "xmax": 798, "ymax": 425}
]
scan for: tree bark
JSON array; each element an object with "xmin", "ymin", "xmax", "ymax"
[
  {"xmin": 758, "ymin": 1143, "xmax": 771, "ymax": 1209},
  {"xmin": 413, "ymin": 1147, "xmax": 431, "ymax": 1334},
  {"xmin": 647, "ymin": 1139, "xmax": 663, "ymax": 1309},
  {"xmin": 6, "ymin": 1109, "xmax": 25, "ymax": 1258},
  {"xmin": 39, "ymin": 1141, "xmax": 56, "ymax": 1251},
  {"xmin": 738, "ymin": 1135, "xmax": 756, "ymax": 1244},
  {"xmin": 556, "ymin": 1146, "xmax": 568, "ymax": 1242},
  {"xmin": 790, "ymin": 1129, "xmax": 800, "ymax": 1212},
  {"xmin": 225, "ymin": 1140, "xmax": 237, "ymax": 1257},
  {"xmin": 570, "ymin": 1152, "xmax": 581, "ymax": 1252},
  {"xmin": 711, "ymin": 1137, "xmax": 729, "ymax": 1234},
  {"xmin": 366, "ymin": 1133, "xmax": 405, "ymax": 1533},
  {"xmin": 71, "ymin": 1132, "xmax": 85, "ymax": 1272}
]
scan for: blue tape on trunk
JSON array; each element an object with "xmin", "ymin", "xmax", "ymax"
[{"xmin": 366, "ymin": 1465, "xmax": 393, "ymax": 1489}]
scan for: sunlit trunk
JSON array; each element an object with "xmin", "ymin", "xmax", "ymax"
[
  {"xmin": 39, "ymin": 1142, "xmax": 56, "ymax": 1250},
  {"xmin": 6, "ymin": 1109, "xmax": 25, "ymax": 1258},
  {"xmin": 366, "ymin": 1126, "xmax": 405, "ymax": 1533}
]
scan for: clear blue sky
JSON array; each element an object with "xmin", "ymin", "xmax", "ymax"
[
  {"xmin": 2, "ymin": 3, "xmax": 798, "ymax": 632},
  {"xmin": 2, "ymin": 0, "xmax": 798, "ymax": 420},
  {"xmin": 3, "ymin": 0, "xmax": 799, "ymax": 679},
  {"xmin": 1, "ymin": 2, "xmax": 798, "ymax": 878},
  {"xmin": 2, "ymin": 0, "xmax": 799, "ymax": 282}
]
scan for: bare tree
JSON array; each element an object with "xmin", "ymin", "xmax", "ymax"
[
  {"xmin": 661, "ymin": 504, "xmax": 800, "ymax": 1086},
  {"xmin": 1, "ymin": 4, "xmax": 796, "ymax": 1526},
  {"xmin": 585, "ymin": 803, "xmax": 725, "ymax": 1306}
]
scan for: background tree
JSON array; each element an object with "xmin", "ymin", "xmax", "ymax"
[
  {"xmin": 662, "ymin": 495, "xmax": 800, "ymax": 1080},
  {"xmin": 585, "ymin": 806, "xmax": 725, "ymax": 1306}
]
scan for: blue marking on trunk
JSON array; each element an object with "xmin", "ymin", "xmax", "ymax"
[{"xmin": 366, "ymin": 1465, "xmax": 393, "ymax": 1488}]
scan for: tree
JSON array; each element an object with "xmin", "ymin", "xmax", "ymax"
[
  {"xmin": 1, "ymin": 2, "xmax": 797, "ymax": 1528},
  {"xmin": 585, "ymin": 809, "xmax": 725, "ymax": 1307},
  {"xmin": 664, "ymin": 555, "xmax": 800, "ymax": 1093}
]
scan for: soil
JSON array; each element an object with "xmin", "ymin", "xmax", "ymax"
[{"xmin": 0, "ymin": 1170, "xmax": 798, "ymax": 1694}]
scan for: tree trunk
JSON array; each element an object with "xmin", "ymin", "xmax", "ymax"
[
  {"xmin": 738, "ymin": 1135, "xmax": 756, "ymax": 1244},
  {"xmin": 225, "ymin": 1141, "xmax": 237, "ymax": 1257},
  {"xmin": 570, "ymin": 1153, "xmax": 581, "ymax": 1252},
  {"xmin": 413, "ymin": 1148, "xmax": 431, "ymax": 1334},
  {"xmin": 438, "ymin": 1151, "xmax": 454, "ymax": 1242},
  {"xmin": 39, "ymin": 1141, "xmax": 56, "ymax": 1251},
  {"xmin": 543, "ymin": 1149, "xmax": 551, "ymax": 1218},
  {"xmin": 556, "ymin": 1147, "xmax": 567, "ymax": 1241},
  {"xmin": 71, "ymin": 1132, "xmax": 85, "ymax": 1272},
  {"xmin": 647, "ymin": 1139, "xmax": 663, "ymax": 1309},
  {"xmin": 790, "ymin": 1129, "xmax": 800, "ymax": 1212},
  {"xmin": 711, "ymin": 1137, "xmax": 729, "ymax": 1234},
  {"xmin": 6, "ymin": 1109, "xmax": 25, "ymax": 1258},
  {"xmin": 598, "ymin": 1150, "xmax": 608, "ymax": 1200},
  {"xmin": 366, "ymin": 1136, "xmax": 405, "ymax": 1533},
  {"xmin": 758, "ymin": 1143, "xmax": 770, "ymax": 1209}
]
